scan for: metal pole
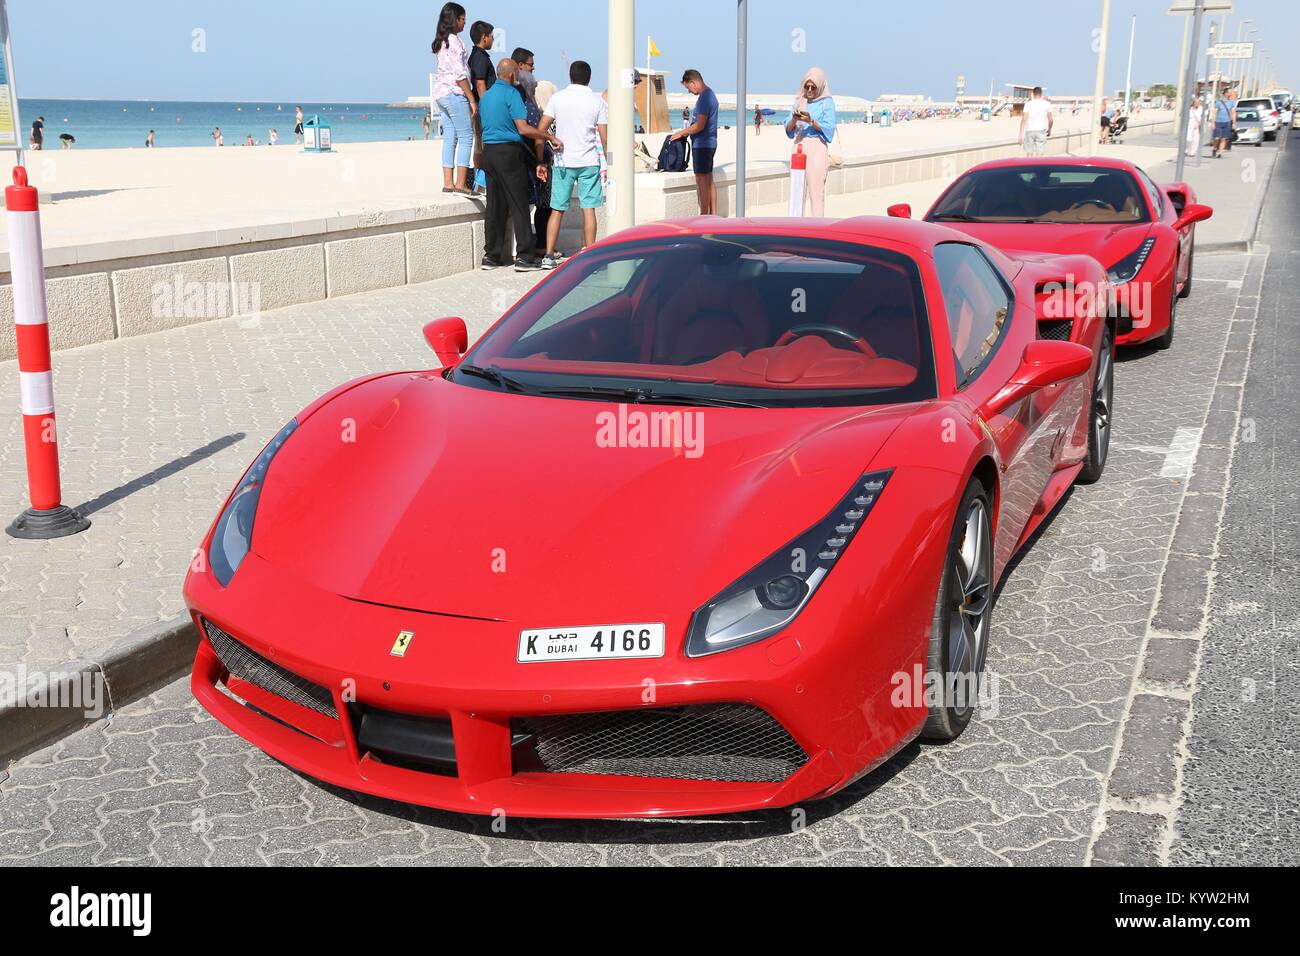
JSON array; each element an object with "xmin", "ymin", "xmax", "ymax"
[
  {"xmin": 1195, "ymin": 21, "xmax": 1216, "ymax": 167},
  {"xmin": 1174, "ymin": 17, "xmax": 1190, "ymax": 124},
  {"xmin": 1174, "ymin": 0, "xmax": 1206, "ymax": 183},
  {"xmin": 607, "ymin": 0, "xmax": 635, "ymax": 232},
  {"xmin": 1123, "ymin": 15, "xmax": 1136, "ymax": 117},
  {"xmin": 1091, "ymin": 0, "xmax": 1111, "ymax": 153},
  {"xmin": 1, "ymin": 0, "xmax": 26, "ymax": 170},
  {"xmin": 735, "ymin": 0, "xmax": 747, "ymax": 218}
]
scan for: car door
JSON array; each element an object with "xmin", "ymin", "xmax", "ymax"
[{"xmin": 933, "ymin": 243, "xmax": 1058, "ymax": 571}]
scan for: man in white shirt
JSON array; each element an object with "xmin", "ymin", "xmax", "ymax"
[
  {"xmin": 1019, "ymin": 87, "xmax": 1053, "ymax": 156},
  {"xmin": 538, "ymin": 60, "xmax": 609, "ymax": 269}
]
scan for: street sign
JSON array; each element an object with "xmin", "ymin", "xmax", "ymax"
[
  {"xmin": 1210, "ymin": 41, "xmax": 1255, "ymax": 60},
  {"xmin": 0, "ymin": 0, "xmax": 21, "ymax": 151},
  {"xmin": 1167, "ymin": 0, "xmax": 1232, "ymax": 13}
]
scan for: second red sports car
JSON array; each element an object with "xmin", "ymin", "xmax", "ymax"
[
  {"xmin": 185, "ymin": 215, "xmax": 1113, "ymax": 818},
  {"xmin": 890, "ymin": 156, "xmax": 1212, "ymax": 350}
]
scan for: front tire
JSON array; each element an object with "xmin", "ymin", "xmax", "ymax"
[
  {"xmin": 1078, "ymin": 326, "xmax": 1114, "ymax": 484},
  {"xmin": 922, "ymin": 480, "xmax": 994, "ymax": 742}
]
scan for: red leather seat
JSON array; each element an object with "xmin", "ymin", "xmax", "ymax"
[
  {"xmin": 654, "ymin": 280, "xmax": 769, "ymax": 365},
  {"xmin": 824, "ymin": 268, "xmax": 921, "ymax": 365}
]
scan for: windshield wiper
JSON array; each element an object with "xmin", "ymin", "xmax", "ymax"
[
  {"xmin": 539, "ymin": 384, "xmax": 763, "ymax": 408},
  {"xmin": 457, "ymin": 364, "xmax": 533, "ymax": 393},
  {"xmin": 931, "ymin": 213, "xmax": 981, "ymax": 222}
]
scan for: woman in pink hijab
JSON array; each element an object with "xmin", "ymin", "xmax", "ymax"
[{"xmin": 785, "ymin": 67, "xmax": 838, "ymax": 216}]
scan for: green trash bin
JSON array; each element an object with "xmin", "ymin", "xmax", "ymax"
[{"xmin": 303, "ymin": 115, "xmax": 333, "ymax": 152}]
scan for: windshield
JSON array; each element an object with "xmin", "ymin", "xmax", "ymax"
[
  {"xmin": 460, "ymin": 235, "xmax": 937, "ymax": 408},
  {"xmin": 930, "ymin": 165, "xmax": 1151, "ymax": 224}
]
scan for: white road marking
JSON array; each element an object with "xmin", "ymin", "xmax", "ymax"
[{"xmin": 1160, "ymin": 428, "xmax": 1203, "ymax": 479}]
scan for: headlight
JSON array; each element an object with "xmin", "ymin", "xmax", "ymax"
[
  {"xmin": 685, "ymin": 470, "xmax": 893, "ymax": 658},
  {"xmin": 209, "ymin": 419, "xmax": 299, "ymax": 586},
  {"xmin": 1107, "ymin": 237, "xmax": 1156, "ymax": 284}
]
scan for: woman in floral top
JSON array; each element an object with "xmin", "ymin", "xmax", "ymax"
[{"xmin": 432, "ymin": 3, "xmax": 476, "ymax": 194}]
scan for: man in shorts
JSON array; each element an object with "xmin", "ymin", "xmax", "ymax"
[
  {"xmin": 539, "ymin": 60, "xmax": 608, "ymax": 269},
  {"xmin": 669, "ymin": 69, "xmax": 719, "ymax": 215}
]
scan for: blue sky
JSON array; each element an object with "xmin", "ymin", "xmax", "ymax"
[{"xmin": 10, "ymin": 0, "xmax": 1298, "ymax": 102}]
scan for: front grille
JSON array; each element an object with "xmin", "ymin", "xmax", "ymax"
[
  {"xmin": 1037, "ymin": 319, "xmax": 1074, "ymax": 342},
  {"xmin": 514, "ymin": 705, "xmax": 807, "ymax": 783},
  {"xmin": 204, "ymin": 620, "xmax": 337, "ymax": 719}
]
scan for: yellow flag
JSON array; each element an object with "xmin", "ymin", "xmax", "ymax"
[{"xmin": 648, "ymin": 36, "xmax": 662, "ymax": 58}]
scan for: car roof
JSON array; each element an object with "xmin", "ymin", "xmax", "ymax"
[
  {"xmin": 602, "ymin": 215, "xmax": 979, "ymax": 257},
  {"xmin": 962, "ymin": 155, "xmax": 1139, "ymax": 175}
]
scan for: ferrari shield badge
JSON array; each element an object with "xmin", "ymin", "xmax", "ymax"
[{"xmin": 390, "ymin": 630, "xmax": 415, "ymax": 658}]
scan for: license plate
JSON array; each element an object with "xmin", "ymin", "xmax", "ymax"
[{"xmin": 517, "ymin": 624, "xmax": 666, "ymax": 663}]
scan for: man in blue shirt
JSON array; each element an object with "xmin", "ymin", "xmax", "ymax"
[
  {"xmin": 670, "ymin": 70, "xmax": 719, "ymax": 215},
  {"xmin": 477, "ymin": 59, "xmax": 563, "ymax": 271},
  {"xmin": 1212, "ymin": 88, "xmax": 1237, "ymax": 158}
]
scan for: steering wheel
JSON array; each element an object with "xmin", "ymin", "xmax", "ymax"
[{"xmin": 776, "ymin": 324, "xmax": 876, "ymax": 358}]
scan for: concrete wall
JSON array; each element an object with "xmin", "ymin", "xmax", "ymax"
[{"xmin": 1, "ymin": 119, "xmax": 1173, "ymax": 360}]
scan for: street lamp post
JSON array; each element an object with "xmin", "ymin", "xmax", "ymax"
[
  {"xmin": 1091, "ymin": 0, "xmax": 1112, "ymax": 153},
  {"xmin": 1123, "ymin": 15, "xmax": 1136, "ymax": 117},
  {"xmin": 1174, "ymin": 0, "xmax": 1207, "ymax": 183},
  {"xmin": 736, "ymin": 0, "xmax": 747, "ymax": 218},
  {"xmin": 607, "ymin": 0, "xmax": 635, "ymax": 232}
]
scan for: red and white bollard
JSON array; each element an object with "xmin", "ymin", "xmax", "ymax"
[
  {"xmin": 6, "ymin": 167, "xmax": 89, "ymax": 539},
  {"xmin": 788, "ymin": 144, "xmax": 807, "ymax": 217}
]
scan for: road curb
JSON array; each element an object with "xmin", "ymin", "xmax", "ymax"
[
  {"xmin": 0, "ymin": 614, "xmax": 198, "ymax": 767},
  {"xmin": 1240, "ymin": 136, "xmax": 1284, "ymax": 251}
]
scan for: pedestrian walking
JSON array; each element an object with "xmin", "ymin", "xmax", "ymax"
[
  {"xmin": 423, "ymin": 111, "xmax": 432, "ymax": 140},
  {"xmin": 146, "ymin": 129, "xmax": 155, "ymax": 147},
  {"xmin": 478, "ymin": 58, "xmax": 563, "ymax": 272},
  {"xmin": 294, "ymin": 106, "xmax": 304, "ymax": 145},
  {"xmin": 212, "ymin": 126, "xmax": 224, "ymax": 147},
  {"xmin": 755, "ymin": 105, "xmax": 764, "ymax": 136},
  {"xmin": 785, "ymin": 67, "xmax": 838, "ymax": 217},
  {"xmin": 1186, "ymin": 95, "xmax": 1204, "ymax": 158},
  {"xmin": 539, "ymin": 60, "xmax": 608, "ymax": 268},
  {"xmin": 29, "ymin": 116, "xmax": 44, "ymax": 150},
  {"xmin": 1212, "ymin": 88, "xmax": 1236, "ymax": 158},
  {"xmin": 1099, "ymin": 98, "xmax": 1114, "ymax": 144},
  {"xmin": 1019, "ymin": 86, "xmax": 1053, "ymax": 156},
  {"xmin": 670, "ymin": 70, "xmax": 719, "ymax": 215},
  {"xmin": 269, "ymin": 128, "xmax": 279, "ymax": 146},
  {"xmin": 431, "ymin": 2, "xmax": 476, "ymax": 195}
]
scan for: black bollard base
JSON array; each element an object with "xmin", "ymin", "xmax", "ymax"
[{"xmin": 6, "ymin": 505, "xmax": 91, "ymax": 540}]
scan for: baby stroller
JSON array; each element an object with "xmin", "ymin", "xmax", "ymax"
[{"xmin": 1110, "ymin": 114, "xmax": 1129, "ymax": 142}]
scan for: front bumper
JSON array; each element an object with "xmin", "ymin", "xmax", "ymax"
[{"xmin": 186, "ymin": 537, "xmax": 939, "ymax": 818}]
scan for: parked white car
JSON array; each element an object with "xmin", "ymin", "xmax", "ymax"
[{"xmin": 1236, "ymin": 97, "xmax": 1281, "ymax": 140}]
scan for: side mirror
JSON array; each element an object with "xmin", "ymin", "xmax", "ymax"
[
  {"xmin": 423, "ymin": 317, "xmax": 468, "ymax": 369},
  {"xmin": 980, "ymin": 340, "xmax": 1093, "ymax": 418},
  {"xmin": 1173, "ymin": 202, "xmax": 1213, "ymax": 232},
  {"xmin": 886, "ymin": 203, "xmax": 912, "ymax": 219}
]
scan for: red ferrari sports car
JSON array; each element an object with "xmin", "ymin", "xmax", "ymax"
[
  {"xmin": 888, "ymin": 156, "xmax": 1212, "ymax": 350},
  {"xmin": 185, "ymin": 216, "xmax": 1114, "ymax": 819}
]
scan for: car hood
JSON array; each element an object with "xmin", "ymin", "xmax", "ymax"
[
  {"xmin": 249, "ymin": 373, "xmax": 913, "ymax": 622},
  {"xmin": 930, "ymin": 220, "xmax": 1154, "ymax": 272}
]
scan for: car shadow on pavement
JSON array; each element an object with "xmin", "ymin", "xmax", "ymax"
[{"xmin": 72, "ymin": 433, "xmax": 245, "ymax": 517}]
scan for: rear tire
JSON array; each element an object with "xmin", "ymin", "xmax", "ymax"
[
  {"xmin": 1178, "ymin": 246, "xmax": 1194, "ymax": 299},
  {"xmin": 1151, "ymin": 277, "xmax": 1176, "ymax": 351},
  {"xmin": 921, "ymin": 480, "xmax": 994, "ymax": 742},
  {"xmin": 1078, "ymin": 326, "xmax": 1114, "ymax": 484}
]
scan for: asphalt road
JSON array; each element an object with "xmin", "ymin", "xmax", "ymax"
[{"xmin": 0, "ymin": 148, "xmax": 1292, "ymax": 865}]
